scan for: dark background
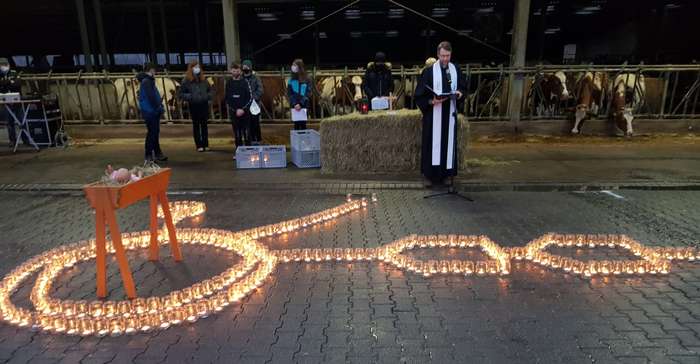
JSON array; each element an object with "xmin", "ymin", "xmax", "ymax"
[{"xmin": 2, "ymin": 0, "xmax": 698, "ymax": 71}]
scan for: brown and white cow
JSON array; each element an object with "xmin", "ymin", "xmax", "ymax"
[
  {"xmin": 571, "ymin": 72, "xmax": 645, "ymax": 136},
  {"xmin": 571, "ymin": 71, "xmax": 607, "ymax": 134},
  {"xmin": 113, "ymin": 77, "xmax": 180, "ymax": 120},
  {"xmin": 316, "ymin": 75, "xmax": 363, "ymax": 116},
  {"xmin": 610, "ymin": 73, "xmax": 645, "ymax": 136},
  {"xmin": 529, "ymin": 71, "xmax": 570, "ymax": 117},
  {"xmin": 259, "ymin": 76, "xmax": 290, "ymax": 119}
]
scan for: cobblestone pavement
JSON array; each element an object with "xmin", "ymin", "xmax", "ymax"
[{"xmin": 0, "ymin": 189, "xmax": 699, "ymax": 363}]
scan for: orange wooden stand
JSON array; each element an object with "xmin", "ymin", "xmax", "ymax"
[{"xmin": 83, "ymin": 168, "xmax": 181, "ymax": 299}]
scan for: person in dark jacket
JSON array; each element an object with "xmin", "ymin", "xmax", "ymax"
[
  {"xmin": 0, "ymin": 57, "xmax": 22, "ymax": 147},
  {"xmin": 287, "ymin": 59, "xmax": 312, "ymax": 130},
  {"xmin": 225, "ymin": 62, "xmax": 253, "ymax": 154},
  {"xmin": 179, "ymin": 60, "xmax": 213, "ymax": 152},
  {"xmin": 242, "ymin": 59, "xmax": 264, "ymax": 145},
  {"xmin": 138, "ymin": 62, "xmax": 167, "ymax": 163},
  {"xmin": 363, "ymin": 52, "xmax": 394, "ymax": 109}
]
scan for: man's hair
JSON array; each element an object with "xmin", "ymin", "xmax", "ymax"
[
  {"xmin": 437, "ymin": 41, "xmax": 452, "ymax": 53},
  {"xmin": 230, "ymin": 62, "xmax": 241, "ymax": 69}
]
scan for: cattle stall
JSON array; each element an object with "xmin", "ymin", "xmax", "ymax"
[{"xmin": 15, "ymin": 64, "xmax": 700, "ymax": 128}]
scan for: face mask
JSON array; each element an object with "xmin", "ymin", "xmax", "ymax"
[
  {"xmin": 0, "ymin": 66, "xmax": 8, "ymax": 73},
  {"xmin": 243, "ymin": 68, "xmax": 251, "ymax": 74},
  {"xmin": 193, "ymin": 66, "xmax": 201, "ymax": 75},
  {"xmin": 291, "ymin": 65, "xmax": 299, "ymax": 73}
]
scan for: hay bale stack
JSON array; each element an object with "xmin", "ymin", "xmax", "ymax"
[{"xmin": 320, "ymin": 109, "xmax": 469, "ymax": 174}]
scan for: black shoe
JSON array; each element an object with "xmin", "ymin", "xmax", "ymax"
[{"xmin": 156, "ymin": 154, "xmax": 168, "ymax": 162}]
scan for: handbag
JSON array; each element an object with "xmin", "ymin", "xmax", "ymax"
[{"xmin": 250, "ymin": 99, "xmax": 261, "ymax": 115}]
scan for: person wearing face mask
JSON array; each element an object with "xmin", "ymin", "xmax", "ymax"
[
  {"xmin": 0, "ymin": 58, "xmax": 22, "ymax": 147},
  {"xmin": 179, "ymin": 60, "xmax": 213, "ymax": 152},
  {"xmin": 241, "ymin": 59, "xmax": 264, "ymax": 145},
  {"xmin": 137, "ymin": 62, "xmax": 168, "ymax": 163},
  {"xmin": 363, "ymin": 52, "xmax": 394, "ymax": 109},
  {"xmin": 225, "ymin": 62, "xmax": 253, "ymax": 155},
  {"xmin": 286, "ymin": 59, "xmax": 312, "ymax": 130}
]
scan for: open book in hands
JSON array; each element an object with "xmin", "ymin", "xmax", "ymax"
[{"xmin": 425, "ymin": 85, "xmax": 459, "ymax": 100}]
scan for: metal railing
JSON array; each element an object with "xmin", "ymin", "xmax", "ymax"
[{"xmin": 15, "ymin": 64, "xmax": 700, "ymax": 124}]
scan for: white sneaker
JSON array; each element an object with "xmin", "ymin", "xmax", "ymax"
[{"xmin": 197, "ymin": 147, "xmax": 204, "ymax": 152}]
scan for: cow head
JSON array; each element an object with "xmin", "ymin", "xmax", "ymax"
[
  {"xmin": 351, "ymin": 76, "xmax": 363, "ymax": 102},
  {"xmin": 572, "ymin": 76, "xmax": 594, "ymax": 134},
  {"xmin": 612, "ymin": 91, "xmax": 634, "ymax": 136},
  {"xmin": 554, "ymin": 71, "xmax": 569, "ymax": 100}
]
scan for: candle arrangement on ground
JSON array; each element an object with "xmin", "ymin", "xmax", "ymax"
[{"xmin": 0, "ymin": 195, "xmax": 697, "ymax": 337}]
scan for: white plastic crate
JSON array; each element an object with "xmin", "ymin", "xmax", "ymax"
[
  {"xmin": 235, "ymin": 146, "xmax": 262, "ymax": 169},
  {"xmin": 290, "ymin": 129, "xmax": 320, "ymax": 151},
  {"xmin": 261, "ymin": 145, "xmax": 287, "ymax": 168},
  {"xmin": 291, "ymin": 150, "xmax": 320, "ymax": 168}
]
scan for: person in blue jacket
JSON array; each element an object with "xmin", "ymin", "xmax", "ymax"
[
  {"xmin": 287, "ymin": 59, "xmax": 313, "ymax": 130},
  {"xmin": 138, "ymin": 63, "xmax": 167, "ymax": 162}
]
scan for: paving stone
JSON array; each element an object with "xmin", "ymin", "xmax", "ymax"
[{"xmin": 0, "ymin": 190, "xmax": 699, "ymax": 363}]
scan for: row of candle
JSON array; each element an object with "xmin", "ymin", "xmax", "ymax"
[
  {"xmin": 274, "ymin": 234, "xmax": 512, "ymax": 276},
  {"xmin": 157, "ymin": 201, "xmax": 207, "ymax": 225},
  {"xmin": 505, "ymin": 234, "xmax": 688, "ymax": 277},
  {"xmin": 239, "ymin": 198, "xmax": 367, "ymax": 240},
  {"xmin": 0, "ymin": 197, "xmax": 376, "ymax": 337},
  {"xmin": 0, "ymin": 229, "xmax": 278, "ymax": 336},
  {"xmin": 7, "ymin": 258, "xmax": 278, "ymax": 337},
  {"xmin": 30, "ymin": 228, "xmax": 272, "ymax": 320},
  {"xmin": 2, "ymin": 196, "xmax": 699, "ymax": 338}
]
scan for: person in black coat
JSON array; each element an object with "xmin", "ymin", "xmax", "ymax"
[
  {"xmin": 225, "ymin": 62, "xmax": 252, "ymax": 154},
  {"xmin": 242, "ymin": 59, "xmax": 264, "ymax": 145},
  {"xmin": 363, "ymin": 52, "xmax": 394, "ymax": 109},
  {"xmin": 179, "ymin": 60, "xmax": 213, "ymax": 152},
  {"xmin": 414, "ymin": 42, "xmax": 466, "ymax": 187}
]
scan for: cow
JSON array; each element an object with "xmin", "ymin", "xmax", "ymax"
[
  {"xmin": 528, "ymin": 71, "xmax": 570, "ymax": 117},
  {"xmin": 571, "ymin": 72, "xmax": 607, "ymax": 134},
  {"xmin": 393, "ymin": 58, "xmax": 436, "ymax": 110},
  {"xmin": 571, "ymin": 72, "xmax": 645, "ymax": 136},
  {"xmin": 113, "ymin": 77, "xmax": 180, "ymax": 120},
  {"xmin": 259, "ymin": 76, "xmax": 290, "ymax": 119},
  {"xmin": 40, "ymin": 82, "xmax": 118, "ymax": 121},
  {"xmin": 316, "ymin": 75, "xmax": 363, "ymax": 116},
  {"xmin": 205, "ymin": 76, "xmax": 227, "ymax": 119},
  {"xmin": 610, "ymin": 73, "xmax": 645, "ymax": 136},
  {"xmin": 468, "ymin": 77, "xmax": 505, "ymax": 117}
]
